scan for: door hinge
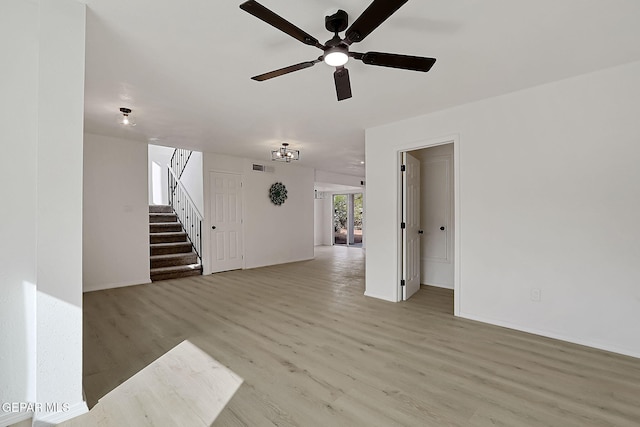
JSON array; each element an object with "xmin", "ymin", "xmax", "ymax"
[
  {"xmin": 400, "ymin": 222, "xmax": 406, "ymax": 229},
  {"xmin": 401, "ymin": 279, "xmax": 406, "ymax": 287},
  {"xmin": 400, "ymin": 164, "xmax": 406, "ymax": 172}
]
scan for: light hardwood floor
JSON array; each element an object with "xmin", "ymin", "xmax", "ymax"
[{"xmin": 84, "ymin": 246, "xmax": 640, "ymax": 426}]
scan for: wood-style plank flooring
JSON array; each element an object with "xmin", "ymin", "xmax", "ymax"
[{"xmin": 83, "ymin": 246, "xmax": 640, "ymax": 426}]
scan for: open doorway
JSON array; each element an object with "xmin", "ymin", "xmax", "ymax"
[
  {"xmin": 400, "ymin": 142, "xmax": 455, "ymax": 312},
  {"xmin": 333, "ymin": 193, "xmax": 363, "ymax": 247}
]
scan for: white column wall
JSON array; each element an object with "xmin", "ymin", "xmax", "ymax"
[
  {"xmin": 36, "ymin": 1, "xmax": 87, "ymax": 420},
  {"xmin": 365, "ymin": 60, "xmax": 640, "ymax": 358},
  {"xmin": 1, "ymin": 1, "xmax": 88, "ymax": 424},
  {"xmin": 0, "ymin": 1, "xmax": 40, "ymax": 418}
]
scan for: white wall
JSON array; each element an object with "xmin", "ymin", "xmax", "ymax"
[
  {"xmin": 180, "ymin": 150, "xmax": 204, "ymax": 215},
  {"xmin": 0, "ymin": 1, "xmax": 39, "ymax": 419},
  {"xmin": 148, "ymin": 144, "xmax": 174, "ymax": 205},
  {"xmin": 1, "ymin": 1, "xmax": 87, "ymax": 424},
  {"xmin": 365, "ymin": 60, "xmax": 640, "ymax": 358},
  {"xmin": 315, "ymin": 170, "xmax": 364, "ymax": 187},
  {"xmin": 314, "ymin": 198, "xmax": 326, "ymax": 246},
  {"xmin": 202, "ymin": 153, "xmax": 314, "ymax": 274},
  {"xmin": 84, "ymin": 133, "xmax": 150, "ymax": 292}
]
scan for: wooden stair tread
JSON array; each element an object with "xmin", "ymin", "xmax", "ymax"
[
  {"xmin": 148, "ymin": 204, "xmax": 173, "ymax": 213},
  {"xmin": 150, "ymin": 252, "xmax": 196, "ymax": 260},
  {"xmin": 150, "ymin": 242, "xmax": 192, "ymax": 248},
  {"xmin": 150, "ymin": 264, "xmax": 202, "ymax": 273}
]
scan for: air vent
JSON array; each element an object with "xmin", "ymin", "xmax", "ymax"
[{"xmin": 252, "ymin": 164, "xmax": 265, "ymax": 172}]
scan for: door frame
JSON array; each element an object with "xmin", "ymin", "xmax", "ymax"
[{"xmin": 397, "ymin": 135, "xmax": 461, "ymax": 315}]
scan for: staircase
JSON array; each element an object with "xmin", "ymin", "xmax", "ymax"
[{"xmin": 149, "ymin": 205, "xmax": 202, "ymax": 281}]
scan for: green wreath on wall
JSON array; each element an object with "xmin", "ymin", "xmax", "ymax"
[{"xmin": 269, "ymin": 182, "xmax": 288, "ymax": 205}]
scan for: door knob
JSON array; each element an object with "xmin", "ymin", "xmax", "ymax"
[
  {"xmin": 440, "ymin": 226, "xmax": 445, "ymax": 231},
  {"xmin": 212, "ymin": 226, "xmax": 216, "ymax": 230},
  {"xmin": 418, "ymin": 230, "xmax": 424, "ymax": 234}
]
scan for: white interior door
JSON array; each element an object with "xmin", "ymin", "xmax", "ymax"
[
  {"xmin": 402, "ymin": 152, "xmax": 421, "ymax": 300},
  {"xmin": 210, "ymin": 172, "xmax": 243, "ymax": 273},
  {"xmin": 421, "ymin": 153, "xmax": 454, "ymax": 287}
]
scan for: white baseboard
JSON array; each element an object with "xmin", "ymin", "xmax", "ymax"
[
  {"xmin": 83, "ymin": 277, "xmax": 151, "ymax": 293},
  {"xmin": 245, "ymin": 256, "xmax": 314, "ymax": 270},
  {"xmin": 1, "ymin": 411, "xmax": 33, "ymax": 427},
  {"xmin": 422, "ymin": 282, "xmax": 454, "ymax": 290},
  {"xmin": 33, "ymin": 401, "xmax": 88, "ymax": 427},
  {"xmin": 363, "ymin": 290, "xmax": 396, "ymax": 302},
  {"xmin": 459, "ymin": 311, "xmax": 640, "ymax": 360}
]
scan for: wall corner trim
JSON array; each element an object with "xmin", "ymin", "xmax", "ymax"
[{"xmin": 363, "ymin": 291, "xmax": 397, "ymax": 303}]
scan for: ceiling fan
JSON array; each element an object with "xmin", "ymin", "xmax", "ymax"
[{"xmin": 239, "ymin": 0, "xmax": 436, "ymax": 101}]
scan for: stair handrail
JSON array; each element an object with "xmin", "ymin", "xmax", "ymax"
[
  {"xmin": 170, "ymin": 148, "xmax": 192, "ymax": 180},
  {"xmin": 168, "ymin": 167, "xmax": 203, "ymax": 261}
]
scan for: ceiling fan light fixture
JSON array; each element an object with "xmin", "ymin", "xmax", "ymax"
[{"xmin": 324, "ymin": 47, "xmax": 349, "ymax": 67}]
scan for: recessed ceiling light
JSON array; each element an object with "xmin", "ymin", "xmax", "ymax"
[{"xmin": 360, "ymin": 161, "xmax": 365, "ymax": 164}]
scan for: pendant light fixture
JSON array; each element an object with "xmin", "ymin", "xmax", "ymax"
[
  {"xmin": 271, "ymin": 143, "xmax": 299, "ymax": 162},
  {"xmin": 118, "ymin": 107, "xmax": 136, "ymax": 126}
]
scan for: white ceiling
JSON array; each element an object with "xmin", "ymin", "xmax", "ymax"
[{"xmin": 83, "ymin": 0, "xmax": 640, "ymax": 177}]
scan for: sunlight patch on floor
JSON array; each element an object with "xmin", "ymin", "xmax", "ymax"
[{"xmin": 59, "ymin": 340, "xmax": 243, "ymax": 426}]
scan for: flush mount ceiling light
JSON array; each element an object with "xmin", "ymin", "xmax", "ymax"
[
  {"xmin": 271, "ymin": 143, "xmax": 299, "ymax": 163},
  {"xmin": 324, "ymin": 39, "xmax": 349, "ymax": 67},
  {"xmin": 118, "ymin": 107, "xmax": 136, "ymax": 126}
]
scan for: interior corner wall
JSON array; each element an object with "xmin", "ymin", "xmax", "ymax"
[
  {"xmin": 1, "ymin": 0, "xmax": 88, "ymax": 424},
  {"xmin": 365, "ymin": 60, "xmax": 640, "ymax": 358},
  {"xmin": 83, "ymin": 133, "xmax": 150, "ymax": 292},
  {"xmin": 148, "ymin": 144, "xmax": 174, "ymax": 205},
  {"xmin": 202, "ymin": 153, "xmax": 314, "ymax": 274}
]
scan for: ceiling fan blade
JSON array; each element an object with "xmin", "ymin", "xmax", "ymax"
[
  {"xmin": 251, "ymin": 60, "xmax": 320, "ymax": 81},
  {"xmin": 357, "ymin": 51, "xmax": 436, "ymax": 72},
  {"xmin": 344, "ymin": 0, "xmax": 408, "ymax": 45},
  {"xmin": 240, "ymin": 1, "xmax": 324, "ymax": 49},
  {"xmin": 334, "ymin": 67, "xmax": 352, "ymax": 101}
]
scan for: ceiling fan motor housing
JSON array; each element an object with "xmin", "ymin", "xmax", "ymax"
[{"xmin": 325, "ymin": 9, "xmax": 348, "ymax": 34}]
